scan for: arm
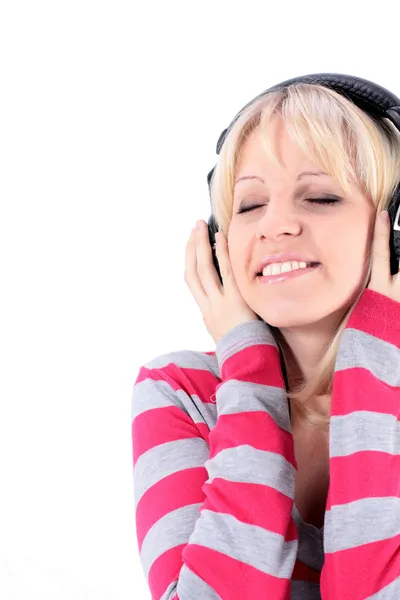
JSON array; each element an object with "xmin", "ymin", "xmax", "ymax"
[
  {"xmin": 132, "ymin": 320, "xmax": 300, "ymax": 600},
  {"xmin": 320, "ymin": 288, "xmax": 400, "ymax": 599}
]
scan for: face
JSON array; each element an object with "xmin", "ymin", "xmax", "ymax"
[{"xmin": 228, "ymin": 117, "xmax": 376, "ymax": 332}]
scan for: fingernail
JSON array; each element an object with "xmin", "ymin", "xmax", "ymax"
[{"xmin": 380, "ymin": 210, "xmax": 389, "ymax": 224}]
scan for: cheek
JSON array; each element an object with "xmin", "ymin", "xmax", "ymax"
[
  {"xmin": 346, "ymin": 225, "xmax": 372, "ymax": 261},
  {"xmin": 322, "ymin": 227, "xmax": 371, "ymax": 287},
  {"xmin": 229, "ymin": 247, "xmax": 246, "ymax": 279},
  {"xmin": 227, "ymin": 234, "xmax": 248, "ymax": 274},
  {"xmin": 321, "ymin": 215, "xmax": 364, "ymax": 257}
]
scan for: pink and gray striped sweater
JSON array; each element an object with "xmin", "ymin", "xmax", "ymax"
[{"xmin": 131, "ymin": 288, "xmax": 400, "ymax": 599}]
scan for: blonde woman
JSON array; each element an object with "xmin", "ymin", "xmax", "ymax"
[{"xmin": 132, "ymin": 74, "xmax": 400, "ymax": 599}]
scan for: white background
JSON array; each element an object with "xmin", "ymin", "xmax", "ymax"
[{"xmin": 0, "ymin": 1, "xmax": 398, "ymax": 598}]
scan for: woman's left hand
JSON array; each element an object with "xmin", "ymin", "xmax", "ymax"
[{"xmin": 367, "ymin": 210, "xmax": 400, "ymax": 301}]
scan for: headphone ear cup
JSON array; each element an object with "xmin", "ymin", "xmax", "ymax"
[
  {"xmin": 207, "ymin": 167, "xmax": 215, "ymax": 191},
  {"xmin": 207, "ymin": 215, "xmax": 223, "ymax": 285},
  {"xmin": 387, "ymin": 185, "xmax": 400, "ymax": 275}
]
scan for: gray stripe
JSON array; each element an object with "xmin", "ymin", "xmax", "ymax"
[
  {"xmin": 205, "ymin": 444, "xmax": 296, "ymax": 500},
  {"xmin": 188, "ymin": 507, "xmax": 298, "ymax": 578},
  {"xmin": 215, "ymin": 378, "xmax": 291, "ymax": 430},
  {"xmin": 214, "ymin": 320, "xmax": 278, "ymax": 366},
  {"xmin": 336, "ymin": 328, "xmax": 400, "ymax": 386},
  {"xmin": 143, "ymin": 348, "xmax": 221, "ymax": 377},
  {"xmin": 330, "ymin": 411, "xmax": 400, "ymax": 457},
  {"xmin": 140, "ymin": 504, "xmax": 202, "ymax": 579},
  {"xmin": 132, "ymin": 378, "xmax": 217, "ymax": 426},
  {"xmin": 324, "ymin": 497, "xmax": 400, "ymax": 553},
  {"xmin": 133, "ymin": 437, "xmax": 209, "ymax": 508},
  {"xmin": 365, "ymin": 575, "xmax": 400, "ymax": 599},
  {"xmin": 160, "ymin": 564, "xmax": 223, "ymax": 600}
]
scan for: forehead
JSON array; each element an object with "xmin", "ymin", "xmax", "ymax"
[{"xmin": 236, "ymin": 122, "xmax": 321, "ymax": 180}]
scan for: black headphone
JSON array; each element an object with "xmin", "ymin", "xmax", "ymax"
[{"xmin": 206, "ymin": 73, "xmax": 400, "ymax": 284}]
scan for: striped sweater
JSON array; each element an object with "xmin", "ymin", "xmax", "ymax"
[{"xmin": 131, "ymin": 288, "xmax": 400, "ymax": 599}]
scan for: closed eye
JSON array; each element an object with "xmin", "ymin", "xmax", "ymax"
[{"xmin": 237, "ymin": 196, "xmax": 341, "ymax": 214}]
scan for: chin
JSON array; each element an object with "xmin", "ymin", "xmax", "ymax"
[
  {"xmin": 261, "ymin": 316, "xmax": 325, "ymax": 329},
  {"xmin": 256, "ymin": 306, "xmax": 345, "ymax": 330}
]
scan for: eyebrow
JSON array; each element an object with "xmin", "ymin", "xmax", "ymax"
[{"xmin": 234, "ymin": 171, "xmax": 329, "ymax": 186}]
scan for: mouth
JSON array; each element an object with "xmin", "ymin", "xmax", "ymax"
[
  {"xmin": 256, "ymin": 262, "xmax": 321, "ymax": 285},
  {"xmin": 256, "ymin": 262, "xmax": 320, "ymax": 277}
]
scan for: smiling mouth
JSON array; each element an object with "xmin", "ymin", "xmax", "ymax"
[{"xmin": 256, "ymin": 262, "xmax": 320, "ymax": 277}]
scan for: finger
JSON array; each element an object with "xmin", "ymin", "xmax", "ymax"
[
  {"xmin": 195, "ymin": 222, "xmax": 223, "ymax": 297},
  {"xmin": 214, "ymin": 231, "xmax": 234, "ymax": 288},
  {"xmin": 370, "ymin": 211, "xmax": 391, "ymax": 287},
  {"xmin": 184, "ymin": 227, "xmax": 208, "ymax": 307}
]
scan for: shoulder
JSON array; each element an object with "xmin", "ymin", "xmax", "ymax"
[{"xmin": 142, "ymin": 347, "xmax": 219, "ymax": 377}]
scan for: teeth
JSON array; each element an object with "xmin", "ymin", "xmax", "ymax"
[{"xmin": 262, "ymin": 261, "xmax": 308, "ymax": 276}]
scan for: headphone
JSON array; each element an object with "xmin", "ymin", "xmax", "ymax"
[{"xmin": 206, "ymin": 73, "xmax": 400, "ymax": 285}]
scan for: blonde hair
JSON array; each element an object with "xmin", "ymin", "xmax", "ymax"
[{"xmin": 209, "ymin": 83, "xmax": 400, "ymax": 427}]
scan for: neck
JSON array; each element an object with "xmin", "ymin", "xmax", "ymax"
[{"xmin": 272, "ymin": 316, "xmax": 342, "ymax": 421}]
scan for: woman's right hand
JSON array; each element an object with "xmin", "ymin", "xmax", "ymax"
[{"xmin": 184, "ymin": 220, "xmax": 260, "ymax": 346}]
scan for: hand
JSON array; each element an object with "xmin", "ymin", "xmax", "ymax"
[
  {"xmin": 367, "ymin": 210, "xmax": 400, "ymax": 302},
  {"xmin": 184, "ymin": 220, "xmax": 260, "ymax": 345}
]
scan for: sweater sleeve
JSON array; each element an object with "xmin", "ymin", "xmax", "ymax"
[
  {"xmin": 132, "ymin": 320, "xmax": 300, "ymax": 600},
  {"xmin": 320, "ymin": 288, "xmax": 400, "ymax": 600}
]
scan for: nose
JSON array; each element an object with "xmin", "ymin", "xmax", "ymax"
[{"xmin": 255, "ymin": 198, "xmax": 302, "ymax": 240}]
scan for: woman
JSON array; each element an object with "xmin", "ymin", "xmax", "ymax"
[{"xmin": 132, "ymin": 77, "xmax": 400, "ymax": 599}]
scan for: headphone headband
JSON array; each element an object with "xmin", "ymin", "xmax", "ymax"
[{"xmin": 214, "ymin": 73, "xmax": 400, "ymax": 155}]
